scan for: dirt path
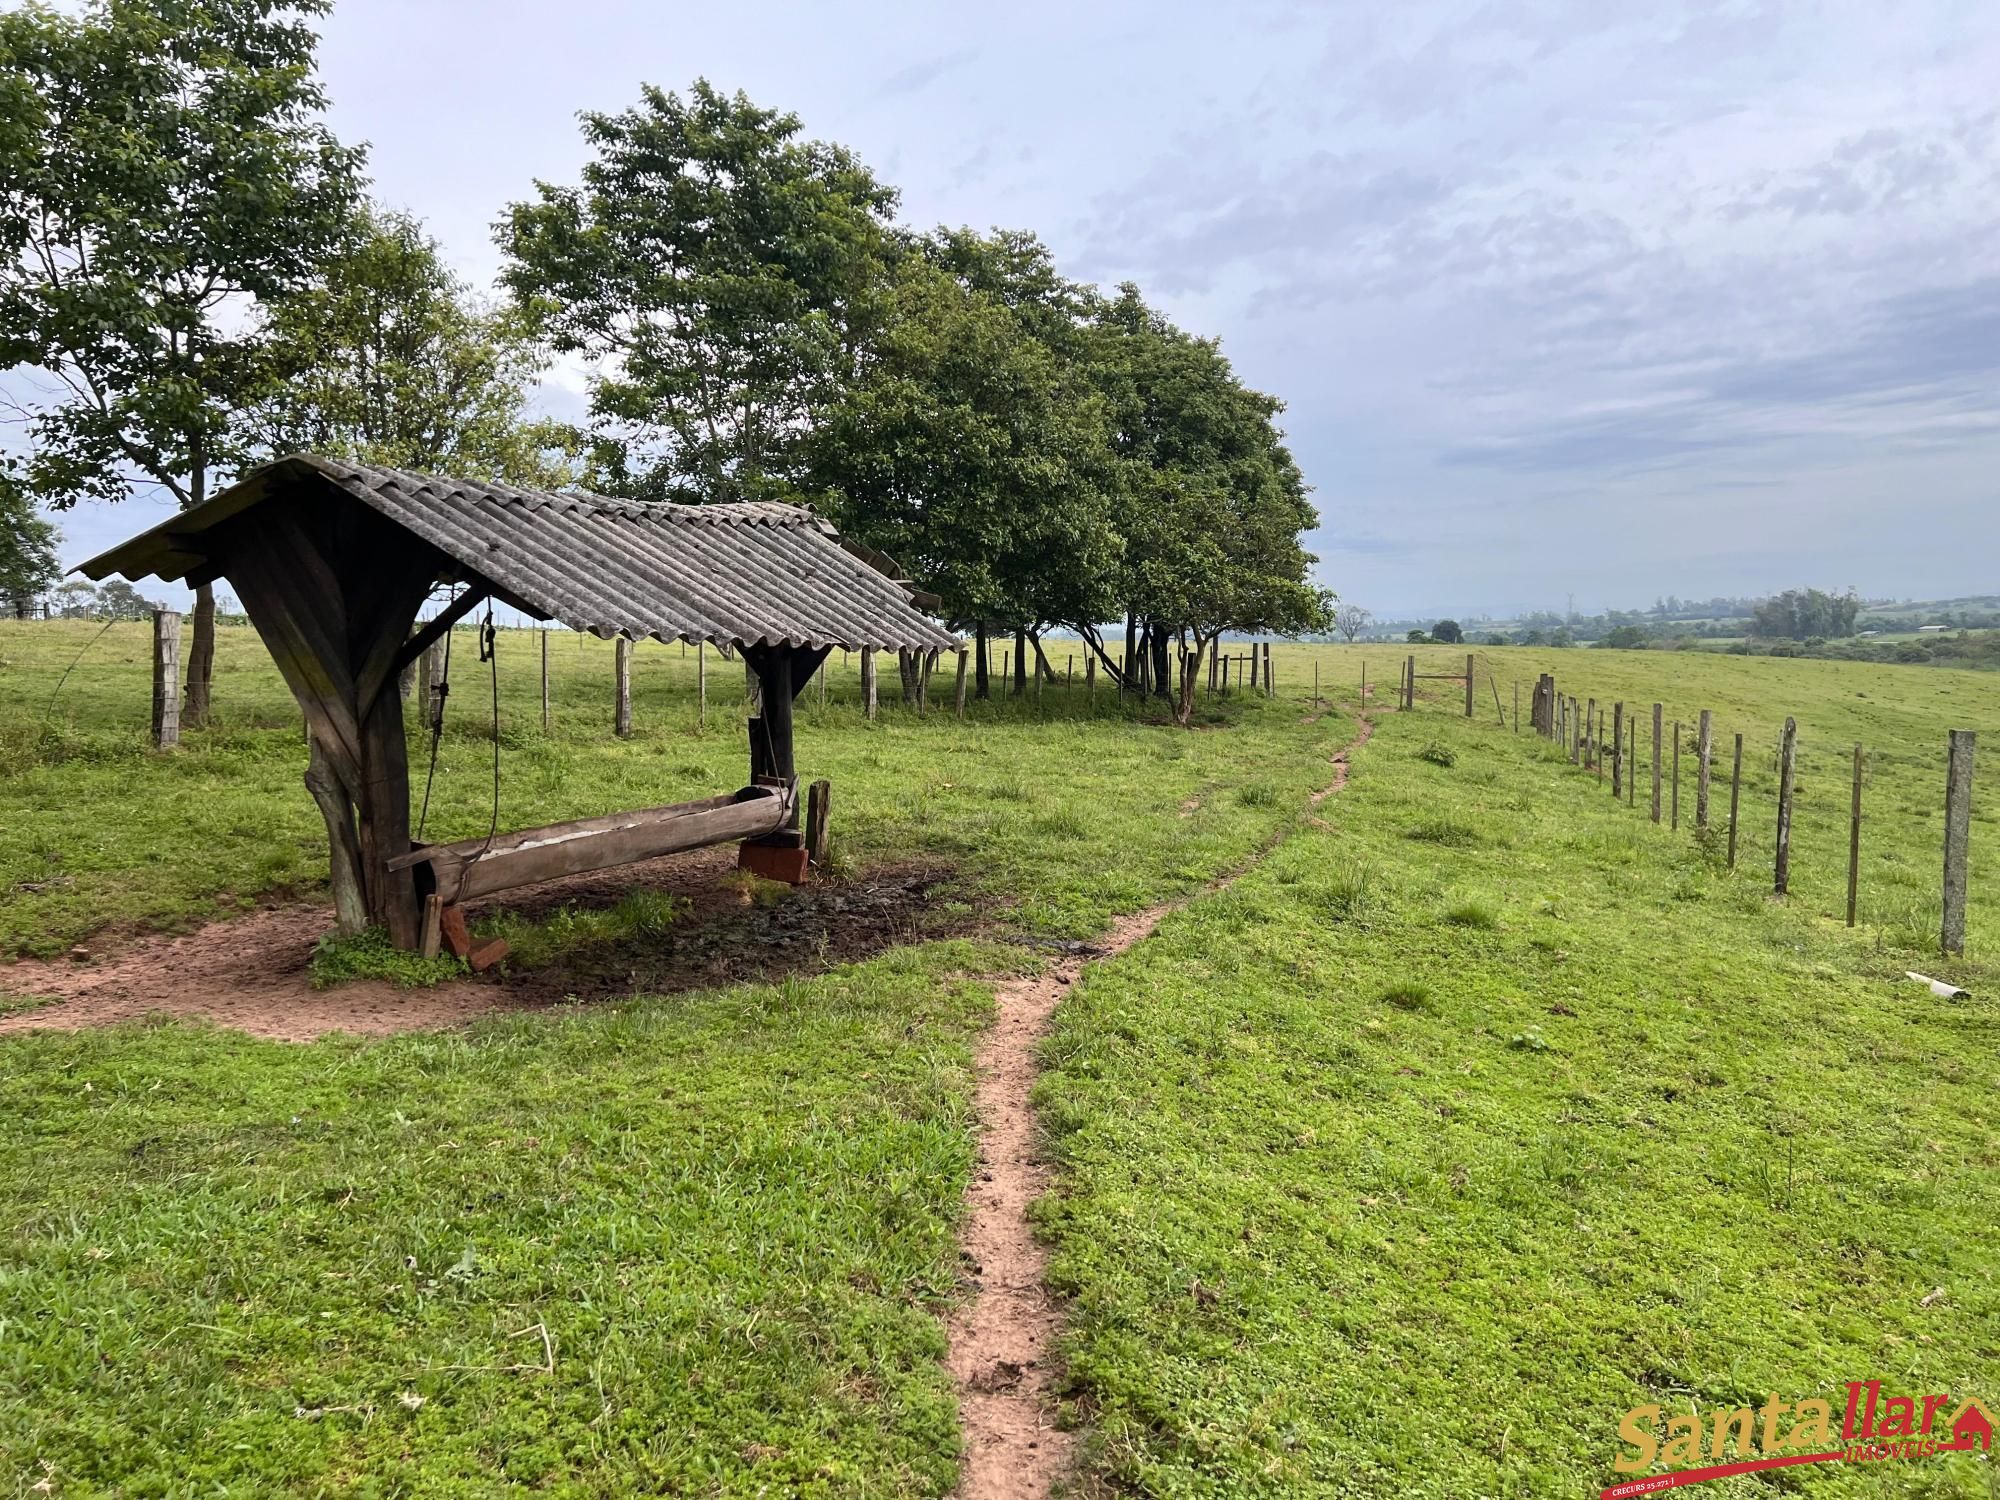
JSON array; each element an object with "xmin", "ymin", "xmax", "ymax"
[
  {"xmin": 946, "ymin": 712, "xmax": 1374, "ymax": 1500},
  {"xmin": 0, "ymin": 850, "xmax": 945, "ymax": 1042}
]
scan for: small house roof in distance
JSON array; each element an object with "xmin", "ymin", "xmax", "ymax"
[{"xmin": 78, "ymin": 454, "xmax": 957, "ymax": 654}]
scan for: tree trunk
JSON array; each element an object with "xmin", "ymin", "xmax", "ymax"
[
  {"xmin": 304, "ymin": 733, "xmax": 369, "ymax": 936},
  {"xmin": 182, "ymin": 581, "xmax": 216, "ymax": 728},
  {"xmin": 1122, "ymin": 612, "xmax": 1137, "ymax": 688},
  {"xmin": 1013, "ymin": 627, "xmax": 1028, "ymax": 695},
  {"xmin": 974, "ymin": 623, "xmax": 990, "ymax": 700},
  {"xmin": 1176, "ymin": 637, "xmax": 1211, "ymax": 726},
  {"xmin": 1149, "ymin": 626, "xmax": 1172, "ymax": 700},
  {"xmin": 181, "ymin": 450, "xmax": 214, "ymax": 728}
]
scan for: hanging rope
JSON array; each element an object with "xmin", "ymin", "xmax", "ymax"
[
  {"xmin": 464, "ymin": 601, "xmax": 503, "ymax": 871},
  {"xmin": 413, "ymin": 588, "xmax": 459, "ymax": 841}
]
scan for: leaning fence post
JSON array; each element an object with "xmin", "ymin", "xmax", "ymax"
[
  {"xmin": 1728, "ymin": 733, "xmax": 1743, "ymax": 869},
  {"xmin": 151, "ymin": 608, "xmax": 182, "ymax": 749},
  {"xmin": 1942, "ymin": 730, "xmax": 1975, "ymax": 954},
  {"xmin": 1847, "ymin": 744, "xmax": 1863, "ymax": 927},
  {"xmin": 954, "ymin": 646, "xmax": 970, "ymax": 719},
  {"xmin": 614, "ymin": 636, "xmax": 633, "ymax": 737},
  {"xmin": 1775, "ymin": 716, "xmax": 1797, "ymax": 894},
  {"xmin": 861, "ymin": 647, "xmax": 878, "ymax": 721}
]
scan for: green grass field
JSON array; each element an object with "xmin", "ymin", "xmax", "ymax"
[{"xmin": 0, "ymin": 622, "xmax": 1994, "ymax": 1495}]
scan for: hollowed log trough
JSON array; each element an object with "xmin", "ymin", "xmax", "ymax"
[{"xmin": 387, "ymin": 784, "xmax": 795, "ymax": 906}]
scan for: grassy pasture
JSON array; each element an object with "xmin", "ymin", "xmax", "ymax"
[
  {"xmin": 1277, "ymin": 641, "xmax": 2000, "ymax": 960},
  {"xmin": 1041, "ymin": 679, "xmax": 2000, "ymax": 1497},
  {"xmin": 0, "ymin": 621, "xmax": 1995, "ymax": 1495}
]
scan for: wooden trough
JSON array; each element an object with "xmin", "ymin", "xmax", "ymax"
[
  {"xmin": 78, "ymin": 455, "xmax": 958, "ymax": 950},
  {"xmin": 388, "ymin": 785, "xmax": 794, "ymax": 905}
]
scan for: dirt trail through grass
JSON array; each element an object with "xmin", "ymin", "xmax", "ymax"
[{"xmin": 947, "ymin": 713, "xmax": 1372, "ymax": 1500}]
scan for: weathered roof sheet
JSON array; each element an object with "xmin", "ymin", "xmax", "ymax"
[{"xmin": 78, "ymin": 454, "xmax": 958, "ymax": 654}]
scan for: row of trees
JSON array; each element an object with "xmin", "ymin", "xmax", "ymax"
[{"xmin": 2, "ymin": 1, "xmax": 1326, "ymax": 727}]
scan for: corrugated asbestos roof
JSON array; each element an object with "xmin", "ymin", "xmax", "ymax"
[{"xmin": 78, "ymin": 455, "xmax": 958, "ymax": 654}]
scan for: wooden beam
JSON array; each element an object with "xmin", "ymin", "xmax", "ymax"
[
  {"xmin": 397, "ymin": 787, "xmax": 794, "ymax": 904},
  {"xmin": 391, "ymin": 584, "xmax": 488, "ymax": 680}
]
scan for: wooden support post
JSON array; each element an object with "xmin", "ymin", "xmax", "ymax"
[
  {"xmin": 1775, "ymin": 716, "xmax": 1797, "ymax": 895},
  {"xmin": 1465, "ymin": 654, "xmax": 1475, "ymax": 717},
  {"xmin": 806, "ymin": 778, "xmax": 831, "ymax": 868},
  {"xmin": 1651, "ymin": 703, "xmax": 1664, "ymax": 822},
  {"xmin": 1728, "ymin": 733, "xmax": 1743, "ymax": 869},
  {"xmin": 1210, "ymin": 650, "xmax": 1220, "ymax": 691},
  {"xmin": 1847, "ymin": 744, "xmax": 1863, "ymax": 927},
  {"xmin": 1585, "ymin": 698, "xmax": 1596, "ymax": 769},
  {"xmin": 1612, "ymin": 702, "xmax": 1624, "ymax": 796},
  {"xmin": 861, "ymin": 647, "xmax": 878, "ymax": 721},
  {"xmin": 151, "ymin": 608, "xmax": 182, "ymax": 749},
  {"xmin": 1086, "ymin": 653, "xmax": 1096, "ymax": 705},
  {"xmin": 1265, "ymin": 641, "xmax": 1274, "ymax": 698},
  {"xmin": 1513, "ymin": 680, "xmax": 1519, "ymax": 733},
  {"xmin": 1361, "ymin": 660, "xmax": 1367, "ymax": 702},
  {"xmin": 419, "ymin": 893, "xmax": 443, "ymax": 960},
  {"xmin": 615, "ymin": 637, "xmax": 633, "ymax": 738},
  {"xmin": 1573, "ymin": 699, "xmax": 1584, "ymax": 765},
  {"xmin": 1404, "ymin": 654, "xmax": 1415, "ymax": 710},
  {"xmin": 1671, "ymin": 722, "xmax": 1681, "ymax": 829},
  {"xmin": 1695, "ymin": 710, "xmax": 1713, "ymax": 831},
  {"xmin": 539, "ymin": 628, "xmax": 550, "ymax": 731},
  {"xmin": 1942, "ymin": 730, "xmax": 1975, "ymax": 954},
  {"xmin": 697, "ymin": 640, "xmax": 707, "ymax": 728},
  {"xmin": 1629, "ymin": 720, "xmax": 1637, "ymax": 806},
  {"xmin": 1249, "ymin": 643, "xmax": 1260, "ymax": 693},
  {"xmin": 954, "ymin": 646, "xmax": 969, "ymax": 719}
]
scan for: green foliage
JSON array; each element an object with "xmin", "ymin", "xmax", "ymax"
[
  {"xmin": 1430, "ymin": 618, "xmax": 1463, "ymax": 644},
  {"xmin": 1442, "ymin": 895, "xmax": 1499, "ymax": 929},
  {"xmin": 1598, "ymin": 623, "xmax": 1648, "ymax": 649},
  {"xmin": 0, "ymin": 0, "xmax": 363, "ymax": 512},
  {"xmin": 0, "ymin": 483, "xmax": 60, "ymax": 613},
  {"xmin": 1415, "ymin": 740, "xmax": 1456, "ymax": 767},
  {"xmin": 1751, "ymin": 587, "xmax": 1861, "ymax": 640},
  {"xmin": 247, "ymin": 206, "xmax": 576, "ymax": 486},
  {"xmin": 307, "ymin": 926, "xmax": 465, "ymax": 988},
  {"xmin": 810, "ymin": 245, "xmax": 1121, "ymax": 631},
  {"xmin": 499, "ymin": 79, "xmax": 899, "ymax": 503}
]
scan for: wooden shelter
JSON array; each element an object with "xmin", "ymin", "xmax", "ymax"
[{"xmin": 80, "ymin": 455, "xmax": 956, "ymax": 950}]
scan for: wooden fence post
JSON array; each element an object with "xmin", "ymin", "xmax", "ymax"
[
  {"xmin": 954, "ymin": 646, "xmax": 970, "ymax": 719},
  {"xmin": 1629, "ymin": 720, "xmax": 1637, "ymax": 806},
  {"xmin": 1585, "ymin": 698, "xmax": 1596, "ymax": 770},
  {"xmin": 1651, "ymin": 703, "xmax": 1664, "ymax": 823},
  {"xmin": 1465, "ymin": 654, "xmax": 1475, "ymax": 717},
  {"xmin": 861, "ymin": 647, "xmax": 878, "ymax": 721},
  {"xmin": 1671, "ymin": 722, "xmax": 1681, "ymax": 829},
  {"xmin": 539, "ymin": 628, "xmax": 550, "ymax": 731},
  {"xmin": 697, "ymin": 641, "xmax": 707, "ymax": 729},
  {"xmin": 1266, "ymin": 642, "xmax": 1274, "ymax": 698},
  {"xmin": 1612, "ymin": 702, "xmax": 1624, "ymax": 795},
  {"xmin": 1942, "ymin": 730, "xmax": 1975, "ymax": 954},
  {"xmin": 1572, "ymin": 699, "xmax": 1584, "ymax": 765},
  {"xmin": 615, "ymin": 636, "xmax": 633, "ymax": 737},
  {"xmin": 151, "ymin": 608, "xmax": 181, "ymax": 749},
  {"xmin": 1774, "ymin": 716, "xmax": 1797, "ymax": 895},
  {"xmin": 1695, "ymin": 710, "xmax": 1712, "ymax": 831},
  {"xmin": 1404, "ymin": 655, "xmax": 1415, "ymax": 710},
  {"xmin": 1847, "ymin": 744, "xmax": 1863, "ymax": 927},
  {"xmin": 806, "ymin": 778, "xmax": 831, "ymax": 869},
  {"xmin": 1314, "ymin": 659, "xmax": 1320, "ymax": 707},
  {"xmin": 419, "ymin": 635, "xmax": 447, "ymax": 729},
  {"xmin": 1728, "ymin": 734, "xmax": 1743, "ymax": 869},
  {"xmin": 1513, "ymin": 680, "xmax": 1519, "ymax": 733}
]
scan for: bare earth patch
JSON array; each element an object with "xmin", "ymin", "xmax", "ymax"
[
  {"xmin": 947, "ymin": 714, "xmax": 1372, "ymax": 1500},
  {"xmin": 0, "ymin": 847, "xmax": 950, "ymax": 1042}
]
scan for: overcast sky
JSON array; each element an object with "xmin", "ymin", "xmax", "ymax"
[{"xmin": 46, "ymin": 0, "xmax": 2000, "ymax": 618}]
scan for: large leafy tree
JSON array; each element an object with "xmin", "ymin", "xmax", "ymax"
[
  {"xmin": 247, "ymin": 206, "xmax": 574, "ymax": 486},
  {"xmin": 0, "ymin": 479, "xmax": 60, "ymax": 616},
  {"xmin": 0, "ymin": 0, "xmax": 363, "ymax": 724},
  {"xmin": 806, "ymin": 248, "xmax": 1122, "ymax": 694},
  {"xmin": 1086, "ymin": 286, "xmax": 1328, "ymax": 721},
  {"xmin": 498, "ymin": 79, "xmax": 900, "ymax": 503}
]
